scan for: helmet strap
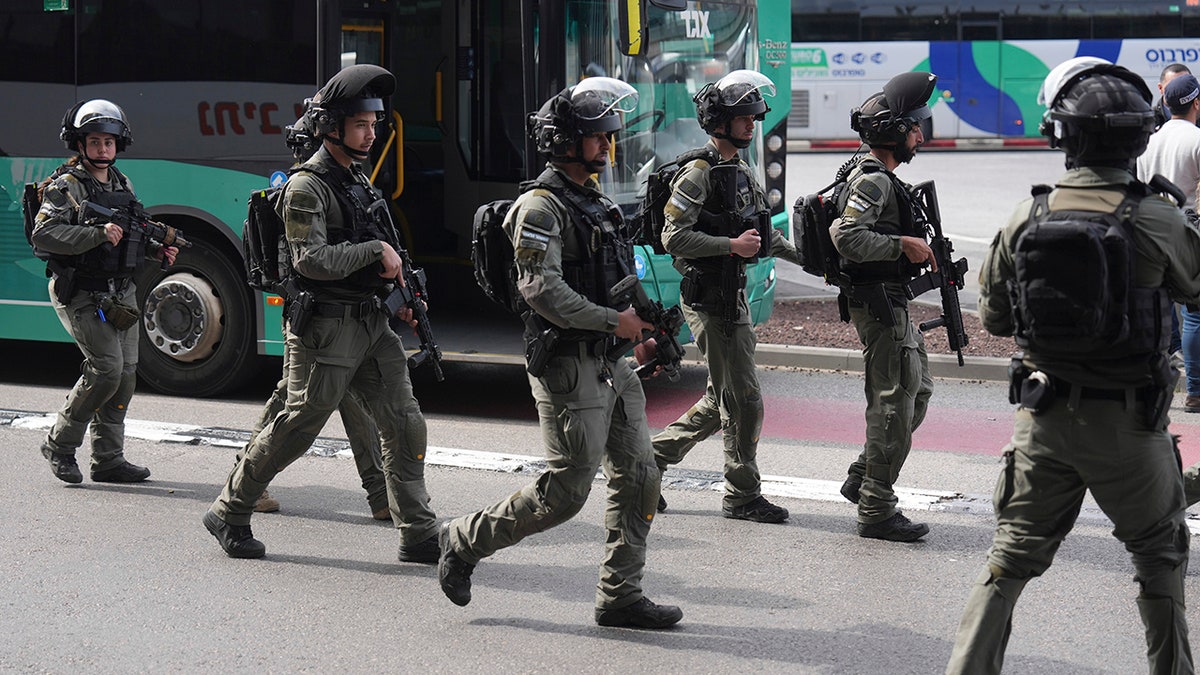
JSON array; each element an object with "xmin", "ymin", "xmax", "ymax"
[{"xmin": 713, "ymin": 121, "xmax": 751, "ymax": 149}]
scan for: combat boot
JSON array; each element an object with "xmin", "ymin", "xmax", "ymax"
[
  {"xmin": 595, "ymin": 597, "xmax": 683, "ymax": 629},
  {"xmin": 437, "ymin": 522, "xmax": 475, "ymax": 606},
  {"xmin": 398, "ymin": 532, "xmax": 439, "ymax": 564},
  {"xmin": 202, "ymin": 510, "xmax": 266, "ymax": 559},
  {"xmin": 839, "ymin": 473, "xmax": 862, "ymax": 504},
  {"xmin": 657, "ymin": 495, "xmax": 668, "ymax": 513},
  {"xmin": 253, "ymin": 490, "xmax": 280, "ymax": 513},
  {"xmin": 722, "ymin": 496, "xmax": 788, "ymax": 524},
  {"xmin": 41, "ymin": 447, "xmax": 83, "ymax": 484},
  {"xmin": 91, "ymin": 460, "xmax": 150, "ymax": 483},
  {"xmin": 857, "ymin": 511, "xmax": 929, "ymax": 542}
]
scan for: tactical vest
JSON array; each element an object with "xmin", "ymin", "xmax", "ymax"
[
  {"xmin": 292, "ymin": 161, "xmax": 398, "ymax": 292},
  {"xmin": 1010, "ymin": 182, "xmax": 1171, "ymax": 361},
  {"xmin": 688, "ymin": 159, "xmax": 762, "ymax": 276},
  {"xmin": 837, "ymin": 161, "xmax": 924, "ymax": 284},
  {"xmin": 523, "ymin": 168, "xmax": 634, "ymax": 340},
  {"xmin": 49, "ymin": 165, "xmax": 142, "ymax": 280}
]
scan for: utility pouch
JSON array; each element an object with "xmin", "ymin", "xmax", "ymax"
[
  {"xmin": 1018, "ymin": 371, "xmax": 1054, "ymax": 415},
  {"xmin": 49, "ymin": 263, "xmax": 76, "ymax": 305},
  {"xmin": 524, "ymin": 327, "xmax": 559, "ymax": 378},
  {"xmin": 98, "ymin": 295, "xmax": 140, "ymax": 331},
  {"xmin": 287, "ymin": 290, "xmax": 314, "ymax": 337}
]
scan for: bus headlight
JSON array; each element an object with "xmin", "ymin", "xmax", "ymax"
[
  {"xmin": 766, "ymin": 161, "xmax": 783, "ymax": 180},
  {"xmin": 767, "ymin": 188, "xmax": 782, "ymax": 208},
  {"xmin": 766, "ymin": 134, "xmax": 783, "ymax": 153}
]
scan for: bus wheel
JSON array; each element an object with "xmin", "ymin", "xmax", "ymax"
[{"xmin": 136, "ymin": 236, "xmax": 257, "ymax": 397}]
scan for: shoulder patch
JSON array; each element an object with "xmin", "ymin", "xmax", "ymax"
[{"xmin": 855, "ymin": 179, "xmax": 884, "ymax": 204}]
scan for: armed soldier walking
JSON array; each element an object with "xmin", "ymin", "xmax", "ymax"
[
  {"xmin": 31, "ymin": 100, "xmax": 179, "ymax": 485},
  {"xmin": 240, "ymin": 113, "xmax": 389, "ymax": 521},
  {"xmin": 830, "ymin": 72, "xmax": 938, "ymax": 542},
  {"xmin": 946, "ymin": 58, "xmax": 1195, "ymax": 674},
  {"xmin": 651, "ymin": 70, "xmax": 801, "ymax": 524},
  {"xmin": 436, "ymin": 78, "xmax": 682, "ymax": 629},
  {"xmin": 202, "ymin": 65, "xmax": 439, "ymax": 562}
]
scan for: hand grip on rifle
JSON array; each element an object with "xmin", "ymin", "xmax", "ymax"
[
  {"xmin": 383, "ymin": 255, "xmax": 444, "ymax": 382},
  {"xmin": 80, "ymin": 200, "xmax": 192, "ymax": 270},
  {"xmin": 606, "ymin": 274, "xmax": 686, "ymax": 381}
]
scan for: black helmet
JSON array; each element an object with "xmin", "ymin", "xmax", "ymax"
[
  {"xmin": 309, "ymin": 64, "xmax": 395, "ymax": 160},
  {"xmin": 1038, "ymin": 57, "xmax": 1154, "ymax": 168},
  {"xmin": 694, "ymin": 70, "xmax": 774, "ymax": 147},
  {"xmin": 528, "ymin": 77, "xmax": 638, "ymax": 161},
  {"xmin": 60, "ymin": 99, "xmax": 133, "ymax": 152},
  {"xmin": 851, "ymin": 71, "xmax": 937, "ymax": 148}
]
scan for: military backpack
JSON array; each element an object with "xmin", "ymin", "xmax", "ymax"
[{"xmin": 631, "ymin": 147, "xmax": 720, "ymax": 255}]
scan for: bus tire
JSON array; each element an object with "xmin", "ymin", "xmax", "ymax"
[{"xmin": 135, "ymin": 236, "xmax": 258, "ymax": 397}]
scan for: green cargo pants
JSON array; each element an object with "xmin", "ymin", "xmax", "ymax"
[
  {"xmin": 251, "ymin": 351, "xmax": 388, "ymax": 515},
  {"xmin": 847, "ymin": 304, "xmax": 933, "ymax": 524},
  {"xmin": 652, "ymin": 302, "xmax": 765, "ymax": 508},
  {"xmin": 946, "ymin": 398, "xmax": 1192, "ymax": 674},
  {"xmin": 42, "ymin": 278, "xmax": 139, "ymax": 472},
  {"xmin": 444, "ymin": 347, "xmax": 661, "ymax": 610},
  {"xmin": 213, "ymin": 309, "xmax": 436, "ymax": 546}
]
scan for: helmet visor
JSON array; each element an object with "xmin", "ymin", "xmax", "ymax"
[
  {"xmin": 1038, "ymin": 56, "xmax": 1112, "ymax": 107},
  {"xmin": 715, "ymin": 69, "xmax": 776, "ymax": 104},
  {"xmin": 570, "ymin": 77, "xmax": 639, "ymax": 120},
  {"xmin": 73, "ymin": 99, "xmax": 127, "ymax": 129}
]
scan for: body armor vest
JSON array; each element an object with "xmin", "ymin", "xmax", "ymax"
[
  {"xmin": 54, "ymin": 165, "xmax": 142, "ymax": 280},
  {"xmin": 524, "ymin": 168, "xmax": 634, "ymax": 341},
  {"xmin": 838, "ymin": 162, "xmax": 924, "ymax": 284},
  {"xmin": 689, "ymin": 160, "xmax": 760, "ymax": 276},
  {"xmin": 295, "ymin": 161, "xmax": 398, "ymax": 292}
]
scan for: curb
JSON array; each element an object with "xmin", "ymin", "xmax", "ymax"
[
  {"xmin": 788, "ymin": 137, "xmax": 1049, "ymax": 153},
  {"xmin": 744, "ymin": 343, "xmax": 1010, "ymax": 382}
]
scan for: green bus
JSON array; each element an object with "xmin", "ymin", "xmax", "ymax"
[{"xmin": 0, "ymin": 0, "xmax": 790, "ymax": 396}]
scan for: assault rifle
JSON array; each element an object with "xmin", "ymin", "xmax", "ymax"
[
  {"xmin": 372, "ymin": 191, "xmax": 443, "ymax": 381},
  {"xmin": 904, "ymin": 180, "xmax": 969, "ymax": 366},
  {"xmin": 709, "ymin": 164, "xmax": 770, "ymax": 334},
  {"xmin": 606, "ymin": 274, "xmax": 686, "ymax": 381},
  {"xmin": 382, "ymin": 251, "xmax": 444, "ymax": 382},
  {"xmin": 79, "ymin": 201, "xmax": 192, "ymax": 270}
]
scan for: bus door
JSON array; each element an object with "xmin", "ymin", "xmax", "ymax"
[{"xmin": 940, "ymin": 19, "xmax": 1023, "ymax": 138}]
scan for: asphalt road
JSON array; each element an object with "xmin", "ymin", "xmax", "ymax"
[{"xmin": 2, "ymin": 352, "xmax": 1197, "ymax": 673}]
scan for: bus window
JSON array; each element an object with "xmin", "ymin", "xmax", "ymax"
[
  {"xmin": 0, "ymin": 1, "xmax": 74, "ymax": 85},
  {"xmin": 76, "ymin": 0, "xmax": 317, "ymax": 85},
  {"xmin": 455, "ymin": 0, "xmax": 524, "ymax": 182},
  {"xmin": 343, "ymin": 19, "xmax": 385, "ymax": 68}
]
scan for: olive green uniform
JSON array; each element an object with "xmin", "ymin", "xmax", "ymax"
[
  {"xmin": 652, "ymin": 142, "xmax": 801, "ymax": 508},
  {"xmin": 442, "ymin": 165, "xmax": 661, "ymax": 611},
  {"xmin": 251, "ymin": 355, "xmax": 388, "ymax": 514},
  {"xmin": 829, "ymin": 155, "xmax": 934, "ymax": 525},
  {"xmin": 210, "ymin": 147, "xmax": 436, "ymax": 547},
  {"xmin": 947, "ymin": 167, "xmax": 1196, "ymax": 674},
  {"xmin": 32, "ymin": 165, "xmax": 147, "ymax": 473}
]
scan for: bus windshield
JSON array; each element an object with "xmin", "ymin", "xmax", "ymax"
[{"xmin": 563, "ymin": 1, "xmax": 763, "ymax": 206}]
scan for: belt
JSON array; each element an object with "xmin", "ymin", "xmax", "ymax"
[
  {"xmin": 1045, "ymin": 374, "xmax": 1146, "ymax": 402},
  {"xmin": 559, "ymin": 336, "xmax": 617, "ymax": 361},
  {"xmin": 313, "ymin": 298, "xmax": 380, "ymax": 320},
  {"xmin": 76, "ymin": 276, "xmax": 130, "ymax": 292}
]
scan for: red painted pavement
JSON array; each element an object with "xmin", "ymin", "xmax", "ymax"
[{"xmin": 646, "ymin": 387, "xmax": 1200, "ymax": 467}]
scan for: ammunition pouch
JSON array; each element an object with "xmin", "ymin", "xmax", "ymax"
[
  {"xmin": 680, "ymin": 265, "xmax": 742, "ymax": 316},
  {"xmin": 98, "ymin": 294, "xmax": 140, "ymax": 331}
]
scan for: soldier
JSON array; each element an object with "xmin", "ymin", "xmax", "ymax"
[
  {"xmin": 202, "ymin": 65, "xmax": 439, "ymax": 562},
  {"xmin": 32, "ymin": 100, "xmax": 179, "ymax": 484},
  {"xmin": 436, "ymin": 78, "xmax": 682, "ymax": 629},
  {"xmin": 946, "ymin": 58, "xmax": 1195, "ymax": 673},
  {"xmin": 830, "ymin": 72, "xmax": 938, "ymax": 542},
  {"xmin": 243, "ymin": 113, "xmax": 388, "ymax": 521},
  {"xmin": 651, "ymin": 70, "xmax": 801, "ymax": 523}
]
